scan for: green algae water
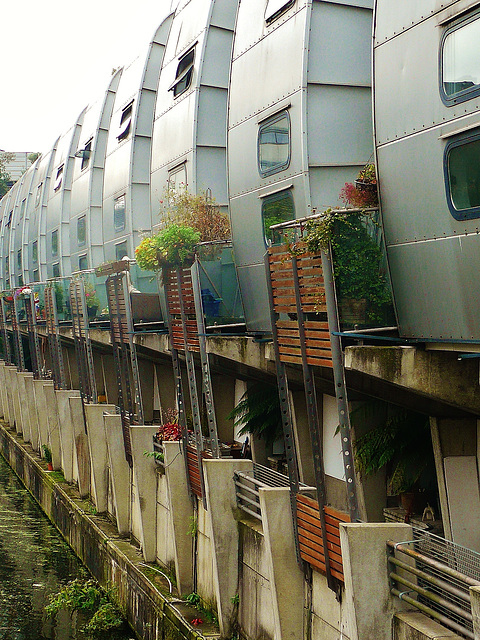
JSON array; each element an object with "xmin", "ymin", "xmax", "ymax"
[{"xmin": 0, "ymin": 455, "xmax": 132, "ymax": 640}]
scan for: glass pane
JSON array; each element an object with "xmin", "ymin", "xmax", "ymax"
[
  {"xmin": 448, "ymin": 137, "xmax": 480, "ymax": 211},
  {"xmin": 114, "ymin": 195, "xmax": 126, "ymax": 232},
  {"xmin": 77, "ymin": 217, "xmax": 86, "ymax": 245},
  {"xmin": 115, "ymin": 242, "xmax": 128, "ymax": 261},
  {"xmin": 258, "ymin": 112, "xmax": 290, "ymax": 176},
  {"xmin": 262, "ymin": 190, "xmax": 295, "ymax": 244},
  {"xmin": 173, "ymin": 49, "xmax": 194, "ymax": 97},
  {"xmin": 78, "ymin": 255, "xmax": 88, "ymax": 271},
  {"xmin": 52, "ymin": 263, "xmax": 60, "ymax": 278},
  {"xmin": 51, "ymin": 230, "xmax": 58, "ymax": 256},
  {"xmin": 443, "ymin": 16, "xmax": 480, "ymax": 98},
  {"xmin": 32, "ymin": 241, "xmax": 38, "ymax": 264}
]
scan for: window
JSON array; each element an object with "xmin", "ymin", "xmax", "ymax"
[
  {"xmin": 35, "ymin": 183, "xmax": 42, "ymax": 208},
  {"xmin": 78, "ymin": 255, "xmax": 88, "ymax": 271},
  {"xmin": 54, "ymin": 164, "xmax": 64, "ymax": 192},
  {"xmin": 115, "ymin": 241, "xmax": 128, "ymax": 261},
  {"xmin": 169, "ymin": 48, "xmax": 195, "ymax": 98},
  {"xmin": 114, "ymin": 194, "xmax": 126, "ymax": 232},
  {"xmin": 20, "ymin": 199, "xmax": 26, "ymax": 219},
  {"xmin": 168, "ymin": 164, "xmax": 187, "ymax": 195},
  {"xmin": 17, "ymin": 275, "xmax": 23, "ymax": 287},
  {"xmin": 265, "ymin": 0, "xmax": 295, "ymax": 23},
  {"xmin": 51, "ymin": 229, "xmax": 58, "ymax": 257},
  {"xmin": 81, "ymin": 138, "xmax": 93, "ymax": 170},
  {"xmin": 17, "ymin": 249, "xmax": 21, "ymax": 270},
  {"xmin": 6, "ymin": 210, "xmax": 13, "ymax": 227},
  {"xmin": 117, "ymin": 101, "xmax": 133, "ymax": 141},
  {"xmin": 33, "ymin": 269, "xmax": 39, "ymax": 283},
  {"xmin": 52, "ymin": 263, "xmax": 60, "ymax": 278},
  {"xmin": 261, "ymin": 190, "xmax": 295, "ymax": 244},
  {"xmin": 258, "ymin": 110, "xmax": 291, "ymax": 176},
  {"xmin": 32, "ymin": 241, "xmax": 38, "ymax": 264},
  {"xmin": 77, "ymin": 216, "xmax": 86, "ymax": 246},
  {"xmin": 445, "ymin": 130, "xmax": 480, "ymax": 219},
  {"xmin": 5, "ymin": 257, "xmax": 9, "ymax": 274},
  {"xmin": 441, "ymin": 10, "xmax": 480, "ymax": 104}
]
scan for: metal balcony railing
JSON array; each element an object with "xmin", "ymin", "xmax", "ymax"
[
  {"xmin": 388, "ymin": 527, "xmax": 480, "ymax": 639},
  {"xmin": 234, "ymin": 463, "xmax": 314, "ymax": 522}
]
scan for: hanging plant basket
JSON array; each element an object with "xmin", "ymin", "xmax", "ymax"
[{"xmin": 354, "ymin": 179, "xmax": 377, "ymax": 193}]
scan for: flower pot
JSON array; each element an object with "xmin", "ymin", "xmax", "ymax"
[
  {"xmin": 47, "ymin": 462, "xmax": 53, "ymax": 471},
  {"xmin": 87, "ymin": 305, "xmax": 98, "ymax": 318}
]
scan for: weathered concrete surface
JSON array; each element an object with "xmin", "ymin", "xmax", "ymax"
[
  {"xmin": 470, "ymin": 585, "xmax": 480, "ymax": 639},
  {"xmin": 394, "ymin": 611, "xmax": 463, "ymax": 640},
  {"xmin": 345, "ymin": 346, "xmax": 480, "ymax": 414},
  {"xmin": 259, "ymin": 486, "xmax": 305, "ymax": 640},
  {"xmin": 69, "ymin": 395, "xmax": 90, "ymax": 498},
  {"xmin": 203, "ymin": 458, "xmax": 253, "ymax": 637},
  {"xmin": 33, "ymin": 379, "xmax": 53, "ymax": 451},
  {"xmin": 103, "ymin": 413, "xmax": 131, "ymax": 535},
  {"xmin": 24, "ymin": 374, "xmax": 40, "ymax": 451},
  {"xmin": 84, "ymin": 404, "xmax": 115, "ymax": 513},
  {"xmin": 129, "ymin": 425, "xmax": 158, "ymax": 562},
  {"xmin": 43, "ymin": 383, "xmax": 62, "ymax": 470},
  {"xmin": 163, "ymin": 441, "xmax": 194, "ymax": 596},
  {"xmin": 55, "ymin": 389, "xmax": 81, "ymax": 483},
  {"xmin": 340, "ymin": 522, "xmax": 413, "ymax": 640},
  {"xmin": 0, "ymin": 362, "xmax": 6, "ymax": 418},
  {"xmin": 0, "ymin": 421, "xmax": 219, "ymax": 640},
  {"xmin": 17, "ymin": 373, "xmax": 33, "ymax": 443}
]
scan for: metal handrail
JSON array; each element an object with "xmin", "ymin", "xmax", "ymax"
[
  {"xmin": 387, "ymin": 534, "xmax": 480, "ymax": 639},
  {"xmin": 234, "ymin": 463, "xmax": 315, "ymax": 522}
]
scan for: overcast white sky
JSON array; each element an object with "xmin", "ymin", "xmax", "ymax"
[{"xmin": 1, "ymin": 0, "xmax": 172, "ymax": 153}]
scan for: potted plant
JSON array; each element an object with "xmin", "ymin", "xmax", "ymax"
[
  {"xmin": 340, "ymin": 163, "xmax": 378, "ymax": 208},
  {"xmin": 352, "ymin": 403, "xmax": 435, "ymax": 514},
  {"xmin": 42, "ymin": 444, "xmax": 53, "ymax": 471},
  {"xmin": 152, "ymin": 408, "xmax": 182, "ymax": 466},
  {"xmin": 135, "ymin": 189, "xmax": 230, "ymax": 272},
  {"xmin": 84, "ymin": 283, "xmax": 100, "ymax": 317}
]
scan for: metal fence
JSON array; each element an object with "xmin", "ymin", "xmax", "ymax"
[
  {"xmin": 234, "ymin": 463, "xmax": 314, "ymax": 522},
  {"xmin": 388, "ymin": 527, "xmax": 480, "ymax": 638}
]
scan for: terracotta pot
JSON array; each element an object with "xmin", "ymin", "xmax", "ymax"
[{"xmin": 47, "ymin": 462, "xmax": 53, "ymax": 471}]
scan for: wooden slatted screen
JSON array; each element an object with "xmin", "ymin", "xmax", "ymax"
[
  {"xmin": 164, "ymin": 268, "xmax": 199, "ymax": 352},
  {"xmin": 267, "ymin": 244, "xmax": 333, "ymax": 367},
  {"xmin": 296, "ymin": 494, "xmax": 350, "ymax": 582},
  {"xmin": 186, "ymin": 444, "xmax": 212, "ymax": 499}
]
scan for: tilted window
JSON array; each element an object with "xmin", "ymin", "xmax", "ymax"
[
  {"xmin": 169, "ymin": 48, "xmax": 195, "ymax": 98},
  {"xmin": 261, "ymin": 189, "xmax": 295, "ymax": 245},
  {"xmin": 117, "ymin": 101, "xmax": 134, "ymax": 142},
  {"xmin": 78, "ymin": 255, "xmax": 88, "ymax": 271},
  {"xmin": 17, "ymin": 249, "xmax": 22, "ymax": 270},
  {"xmin": 441, "ymin": 10, "xmax": 480, "ymax": 104},
  {"xmin": 81, "ymin": 138, "xmax": 93, "ymax": 170},
  {"xmin": 54, "ymin": 165, "xmax": 64, "ymax": 192},
  {"xmin": 35, "ymin": 183, "xmax": 42, "ymax": 208},
  {"xmin": 115, "ymin": 241, "xmax": 128, "ymax": 261},
  {"xmin": 168, "ymin": 164, "xmax": 187, "ymax": 195},
  {"xmin": 32, "ymin": 241, "xmax": 38, "ymax": 264},
  {"xmin": 258, "ymin": 110, "xmax": 291, "ymax": 176},
  {"xmin": 52, "ymin": 263, "xmax": 60, "ymax": 278},
  {"xmin": 51, "ymin": 229, "xmax": 59, "ymax": 257},
  {"xmin": 20, "ymin": 199, "xmax": 26, "ymax": 219},
  {"xmin": 265, "ymin": 0, "xmax": 295, "ymax": 24},
  {"xmin": 77, "ymin": 216, "xmax": 86, "ymax": 246},
  {"xmin": 114, "ymin": 194, "xmax": 126, "ymax": 232},
  {"xmin": 445, "ymin": 130, "xmax": 480, "ymax": 220}
]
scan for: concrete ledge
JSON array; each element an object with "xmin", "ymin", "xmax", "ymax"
[
  {"xmin": 17, "ymin": 373, "xmax": 34, "ymax": 443},
  {"xmin": 394, "ymin": 611, "xmax": 463, "ymax": 640},
  {"xmin": 0, "ymin": 422, "xmax": 219, "ymax": 640},
  {"xmin": 69, "ymin": 395, "xmax": 90, "ymax": 498},
  {"xmin": 84, "ymin": 404, "xmax": 115, "ymax": 513},
  {"xmin": 55, "ymin": 389, "xmax": 81, "ymax": 483},
  {"xmin": 25, "ymin": 375, "xmax": 40, "ymax": 451}
]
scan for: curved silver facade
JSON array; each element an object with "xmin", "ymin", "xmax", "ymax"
[
  {"xmin": 374, "ymin": 0, "xmax": 480, "ymax": 342},
  {"xmin": 1, "ymin": 0, "xmax": 374, "ymax": 336}
]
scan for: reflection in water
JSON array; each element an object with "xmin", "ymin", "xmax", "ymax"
[{"xmin": 0, "ymin": 456, "xmax": 130, "ymax": 640}]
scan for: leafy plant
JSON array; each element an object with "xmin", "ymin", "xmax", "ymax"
[
  {"xmin": 136, "ymin": 224, "xmax": 200, "ymax": 270},
  {"xmin": 352, "ymin": 403, "xmax": 433, "ymax": 495},
  {"xmin": 84, "ymin": 282, "xmax": 100, "ymax": 308},
  {"xmin": 188, "ymin": 513, "xmax": 198, "ymax": 537},
  {"xmin": 184, "ymin": 592, "xmax": 218, "ymax": 625},
  {"xmin": 45, "ymin": 579, "xmax": 124, "ymax": 637},
  {"xmin": 42, "ymin": 444, "xmax": 52, "ymax": 464},
  {"xmin": 227, "ymin": 382, "xmax": 282, "ymax": 446}
]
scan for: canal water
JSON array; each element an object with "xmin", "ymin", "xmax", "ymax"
[{"xmin": 0, "ymin": 455, "xmax": 132, "ymax": 640}]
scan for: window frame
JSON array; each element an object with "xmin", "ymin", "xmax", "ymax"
[
  {"xmin": 54, "ymin": 164, "xmax": 64, "ymax": 192},
  {"xmin": 265, "ymin": 0, "xmax": 296, "ymax": 24},
  {"xmin": 261, "ymin": 188, "xmax": 295, "ymax": 246},
  {"xmin": 78, "ymin": 254, "xmax": 88, "ymax": 271},
  {"xmin": 117, "ymin": 101, "xmax": 134, "ymax": 142},
  {"xmin": 81, "ymin": 138, "xmax": 93, "ymax": 170},
  {"xmin": 444, "ymin": 128, "xmax": 480, "ymax": 220},
  {"xmin": 77, "ymin": 216, "xmax": 86, "ymax": 246},
  {"xmin": 114, "ymin": 194, "xmax": 126, "ymax": 232},
  {"xmin": 115, "ymin": 241, "xmax": 128, "ymax": 261},
  {"xmin": 257, "ymin": 109, "xmax": 291, "ymax": 177},
  {"xmin": 440, "ymin": 8, "xmax": 480, "ymax": 106},
  {"xmin": 51, "ymin": 229, "xmax": 59, "ymax": 257},
  {"xmin": 169, "ymin": 47, "xmax": 195, "ymax": 98},
  {"xmin": 52, "ymin": 263, "xmax": 61, "ymax": 278}
]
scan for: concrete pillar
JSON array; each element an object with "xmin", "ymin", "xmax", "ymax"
[
  {"xmin": 163, "ymin": 441, "xmax": 194, "ymax": 595},
  {"xmin": 259, "ymin": 486, "xmax": 305, "ymax": 640},
  {"xmin": 69, "ymin": 395, "xmax": 90, "ymax": 498},
  {"xmin": 470, "ymin": 586, "xmax": 480, "ymax": 639},
  {"xmin": 203, "ymin": 458, "xmax": 254, "ymax": 637},
  {"xmin": 55, "ymin": 389, "xmax": 81, "ymax": 483},
  {"xmin": 25, "ymin": 374, "xmax": 40, "ymax": 451},
  {"xmin": 3, "ymin": 364, "xmax": 16, "ymax": 426},
  {"xmin": 104, "ymin": 413, "xmax": 131, "ymax": 535},
  {"xmin": 33, "ymin": 379, "xmax": 51, "ymax": 450},
  {"xmin": 84, "ymin": 404, "xmax": 115, "ymax": 513},
  {"xmin": 129, "ymin": 425, "xmax": 158, "ymax": 562},
  {"xmin": 340, "ymin": 522, "xmax": 413, "ymax": 640},
  {"xmin": 17, "ymin": 372, "xmax": 34, "ymax": 443},
  {"xmin": 0, "ymin": 361, "xmax": 6, "ymax": 418},
  {"xmin": 8, "ymin": 367, "xmax": 21, "ymax": 433},
  {"xmin": 43, "ymin": 383, "xmax": 62, "ymax": 470}
]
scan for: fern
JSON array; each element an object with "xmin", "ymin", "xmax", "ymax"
[{"xmin": 227, "ymin": 383, "xmax": 283, "ymax": 446}]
